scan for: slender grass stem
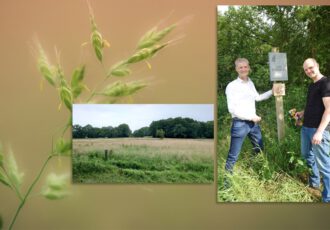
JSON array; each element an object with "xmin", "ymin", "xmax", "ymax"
[
  {"xmin": 86, "ymin": 77, "xmax": 108, "ymax": 102},
  {"xmin": 62, "ymin": 119, "xmax": 72, "ymax": 137},
  {"xmin": 9, "ymin": 155, "xmax": 53, "ymax": 230}
]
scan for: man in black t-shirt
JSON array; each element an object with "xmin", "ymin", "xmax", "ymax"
[{"xmin": 296, "ymin": 58, "xmax": 330, "ymax": 202}]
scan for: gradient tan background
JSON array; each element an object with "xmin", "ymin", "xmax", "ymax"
[{"xmin": 0, "ymin": 0, "xmax": 329, "ymax": 229}]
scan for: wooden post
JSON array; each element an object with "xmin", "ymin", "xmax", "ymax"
[
  {"xmin": 272, "ymin": 47, "xmax": 285, "ymax": 141},
  {"xmin": 104, "ymin": 149, "xmax": 108, "ymax": 161}
]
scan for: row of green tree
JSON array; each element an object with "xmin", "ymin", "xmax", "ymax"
[
  {"xmin": 148, "ymin": 117, "xmax": 213, "ymax": 138},
  {"xmin": 73, "ymin": 117, "xmax": 214, "ymax": 139},
  {"xmin": 73, "ymin": 124, "xmax": 132, "ymax": 138}
]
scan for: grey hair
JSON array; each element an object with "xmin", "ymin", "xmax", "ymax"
[{"xmin": 235, "ymin": 58, "xmax": 249, "ymax": 67}]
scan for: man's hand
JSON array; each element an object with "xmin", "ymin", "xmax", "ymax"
[
  {"xmin": 312, "ymin": 131, "xmax": 323, "ymax": 145},
  {"xmin": 251, "ymin": 115, "xmax": 261, "ymax": 123},
  {"xmin": 272, "ymin": 84, "xmax": 275, "ymax": 95},
  {"xmin": 295, "ymin": 111, "xmax": 304, "ymax": 119}
]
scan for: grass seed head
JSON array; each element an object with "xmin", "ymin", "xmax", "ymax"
[
  {"xmin": 90, "ymin": 18, "xmax": 105, "ymax": 62},
  {"xmin": 100, "ymin": 81, "xmax": 147, "ymax": 97},
  {"xmin": 42, "ymin": 173, "xmax": 69, "ymax": 200},
  {"xmin": 137, "ymin": 24, "xmax": 176, "ymax": 50},
  {"xmin": 125, "ymin": 48, "xmax": 153, "ymax": 64},
  {"xmin": 7, "ymin": 151, "xmax": 24, "ymax": 189},
  {"xmin": 136, "ymin": 26, "xmax": 157, "ymax": 49},
  {"xmin": 37, "ymin": 45, "xmax": 56, "ymax": 86},
  {"xmin": 71, "ymin": 65, "xmax": 85, "ymax": 83},
  {"xmin": 149, "ymin": 43, "xmax": 168, "ymax": 57},
  {"xmin": 108, "ymin": 62, "xmax": 131, "ymax": 77},
  {"xmin": 59, "ymin": 86, "xmax": 73, "ymax": 111},
  {"xmin": 126, "ymin": 43, "xmax": 169, "ymax": 64},
  {"xmin": 71, "ymin": 65, "xmax": 86, "ymax": 99},
  {"xmin": 55, "ymin": 138, "xmax": 72, "ymax": 156}
]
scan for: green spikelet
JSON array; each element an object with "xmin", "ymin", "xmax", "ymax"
[
  {"xmin": 42, "ymin": 173, "xmax": 69, "ymax": 200},
  {"xmin": 108, "ymin": 62, "xmax": 131, "ymax": 77},
  {"xmin": 59, "ymin": 86, "xmax": 73, "ymax": 111},
  {"xmin": 37, "ymin": 44, "xmax": 56, "ymax": 86},
  {"xmin": 7, "ymin": 151, "xmax": 24, "ymax": 189},
  {"xmin": 149, "ymin": 43, "xmax": 168, "ymax": 57},
  {"xmin": 100, "ymin": 81, "xmax": 147, "ymax": 97},
  {"xmin": 90, "ymin": 18, "xmax": 104, "ymax": 62},
  {"xmin": 125, "ymin": 48, "xmax": 153, "ymax": 64},
  {"xmin": 71, "ymin": 65, "xmax": 86, "ymax": 99},
  {"xmin": 137, "ymin": 24, "xmax": 176, "ymax": 49},
  {"xmin": 54, "ymin": 138, "xmax": 71, "ymax": 156}
]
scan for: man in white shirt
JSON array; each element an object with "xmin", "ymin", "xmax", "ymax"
[{"xmin": 225, "ymin": 58, "xmax": 273, "ymax": 172}]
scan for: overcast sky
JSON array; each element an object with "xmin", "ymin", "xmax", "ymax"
[
  {"xmin": 217, "ymin": 5, "xmax": 229, "ymax": 14},
  {"xmin": 73, "ymin": 104, "xmax": 214, "ymax": 131}
]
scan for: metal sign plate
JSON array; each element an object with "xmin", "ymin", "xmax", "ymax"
[{"xmin": 269, "ymin": 52, "xmax": 288, "ymax": 81}]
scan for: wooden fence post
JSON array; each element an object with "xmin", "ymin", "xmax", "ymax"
[
  {"xmin": 104, "ymin": 149, "xmax": 108, "ymax": 161},
  {"xmin": 272, "ymin": 47, "xmax": 285, "ymax": 141}
]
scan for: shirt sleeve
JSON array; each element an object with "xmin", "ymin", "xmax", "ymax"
[
  {"xmin": 255, "ymin": 90, "xmax": 273, "ymax": 101},
  {"xmin": 250, "ymin": 82, "xmax": 273, "ymax": 101},
  {"xmin": 321, "ymin": 78, "xmax": 330, "ymax": 97}
]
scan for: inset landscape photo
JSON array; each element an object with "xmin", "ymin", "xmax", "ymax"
[{"xmin": 72, "ymin": 104, "xmax": 214, "ymax": 184}]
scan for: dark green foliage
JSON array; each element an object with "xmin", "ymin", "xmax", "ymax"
[
  {"xmin": 132, "ymin": 127, "xmax": 150, "ymax": 137},
  {"xmin": 73, "ymin": 117, "xmax": 214, "ymax": 139},
  {"xmin": 149, "ymin": 117, "xmax": 214, "ymax": 138},
  {"xmin": 155, "ymin": 129, "xmax": 165, "ymax": 139},
  {"xmin": 73, "ymin": 124, "xmax": 131, "ymax": 138},
  {"xmin": 218, "ymin": 6, "xmax": 330, "ymax": 91},
  {"xmin": 116, "ymin": 124, "xmax": 132, "ymax": 137}
]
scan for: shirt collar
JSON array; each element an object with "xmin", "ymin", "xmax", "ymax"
[{"xmin": 236, "ymin": 76, "xmax": 250, "ymax": 83}]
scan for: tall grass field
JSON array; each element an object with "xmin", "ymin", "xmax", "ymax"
[
  {"xmin": 72, "ymin": 138, "xmax": 214, "ymax": 183},
  {"xmin": 217, "ymin": 86, "xmax": 321, "ymax": 202}
]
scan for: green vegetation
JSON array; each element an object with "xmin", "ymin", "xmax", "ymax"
[
  {"xmin": 217, "ymin": 108, "xmax": 315, "ymax": 202},
  {"xmin": 217, "ymin": 6, "xmax": 330, "ymax": 202},
  {"xmin": 73, "ymin": 123, "xmax": 132, "ymax": 138},
  {"xmin": 149, "ymin": 117, "xmax": 214, "ymax": 138},
  {"xmin": 73, "ymin": 117, "xmax": 214, "ymax": 139},
  {"xmin": 73, "ymin": 145, "xmax": 213, "ymax": 184},
  {"xmin": 218, "ymin": 6, "xmax": 330, "ymax": 92},
  {"xmin": 218, "ymin": 80, "xmax": 319, "ymax": 202},
  {"xmin": 156, "ymin": 129, "xmax": 165, "ymax": 139},
  {"xmin": 133, "ymin": 126, "xmax": 151, "ymax": 137}
]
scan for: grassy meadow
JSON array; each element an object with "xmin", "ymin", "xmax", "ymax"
[
  {"xmin": 72, "ymin": 138, "xmax": 214, "ymax": 183},
  {"xmin": 217, "ymin": 86, "xmax": 321, "ymax": 202}
]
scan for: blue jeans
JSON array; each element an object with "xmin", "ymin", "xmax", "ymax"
[
  {"xmin": 225, "ymin": 119, "xmax": 263, "ymax": 172},
  {"xmin": 301, "ymin": 126, "xmax": 330, "ymax": 202}
]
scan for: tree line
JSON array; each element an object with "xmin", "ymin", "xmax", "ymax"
[{"xmin": 73, "ymin": 117, "xmax": 213, "ymax": 139}]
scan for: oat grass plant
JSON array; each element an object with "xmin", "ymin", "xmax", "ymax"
[{"xmin": 1, "ymin": 3, "xmax": 180, "ymax": 229}]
